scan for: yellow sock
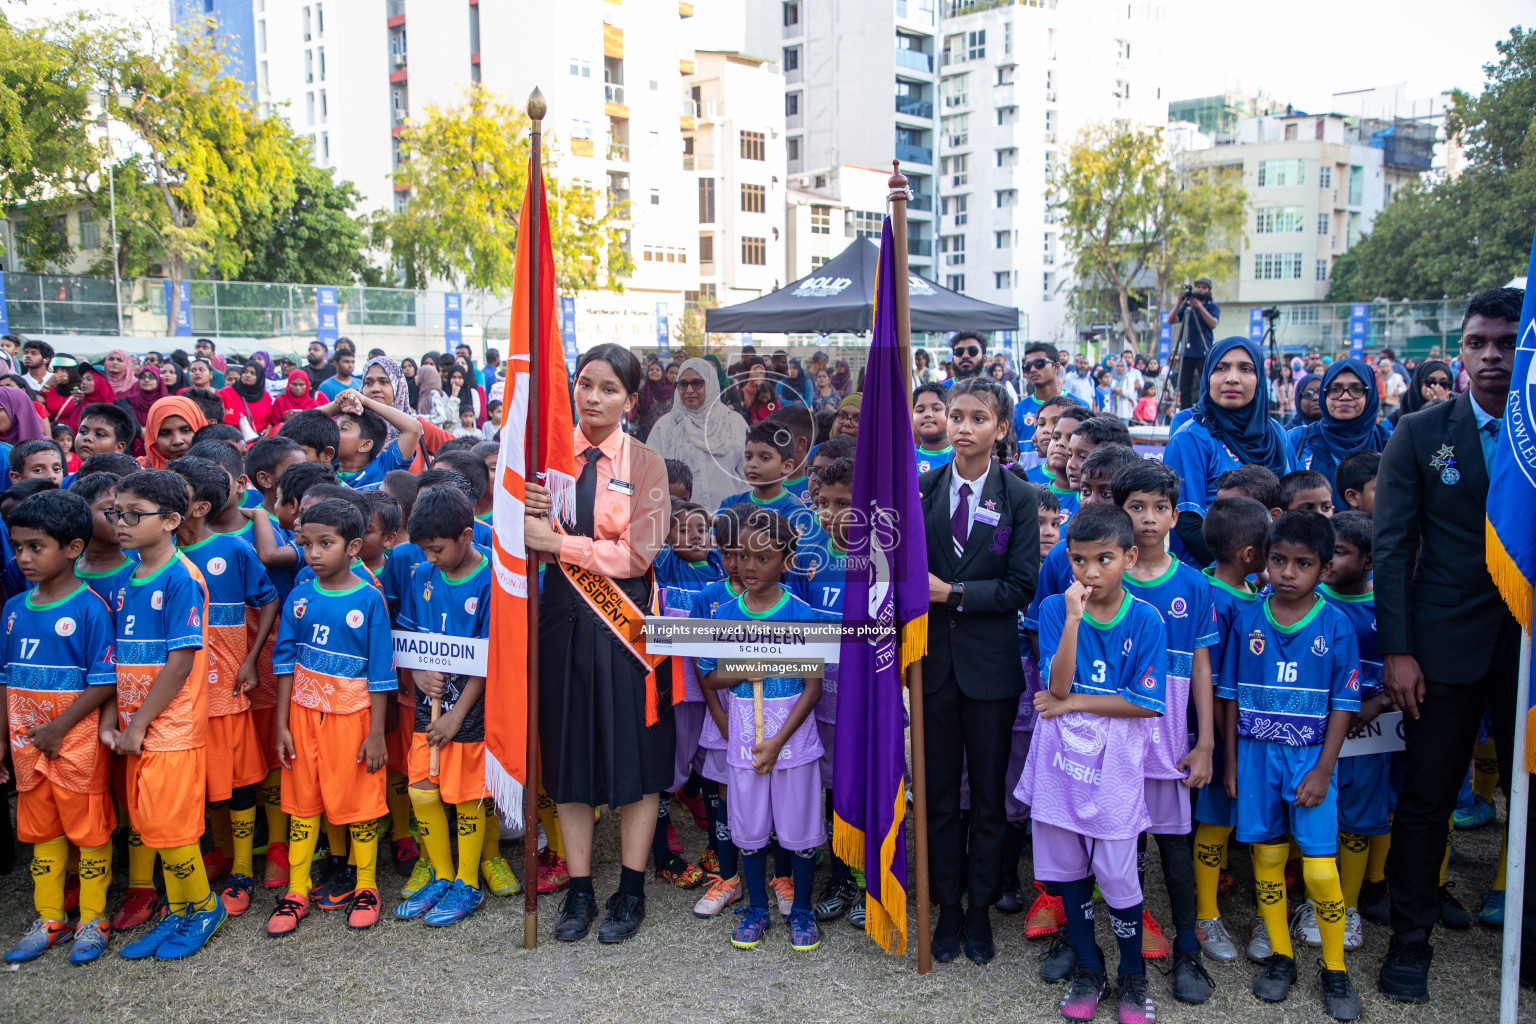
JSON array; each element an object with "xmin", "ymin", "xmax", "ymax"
[
  {"xmin": 259, "ymin": 769, "xmax": 288, "ymax": 847},
  {"xmin": 1193, "ymin": 824, "xmax": 1233, "ymax": 920},
  {"xmin": 231, "ymin": 804, "xmax": 257, "ymax": 878},
  {"xmin": 1337, "ymin": 832, "xmax": 1370, "ymax": 908},
  {"xmin": 287, "ymin": 815, "xmax": 323, "ymax": 897},
  {"xmin": 1496, "ymin": 826, "xmax": 1509, "ymax": 890},
  {"xmin": 1366, "ymin": 832, "xmax": 1390, "ymax": 883},
  {"xmin": 537, "ymin": 786, "xmax": 564, "ymax": 858},
  {"xmin": 31, "ymin": 836, "xmax": 69, "ymax": 921},
  {"xmin": 325, "ymin": 818, "xmax": 349, "ymax": 862},
  {"xmin": 78, "ymin": 842, "xmax": 112, "ymax": 923},
  {"xmin": 127, "ymin": 829, "xmax": 157, "ymax": 890},
  {"xmin": 210, "ymin": 802, "xmax": 233, "ymax": 856},
  {"xmin": 1473, "ymin": 738, "xmax": 1499, "ymax": 803},
  {"xmin": 482, "ymin": 809, "xmax": 501, "ymax": 864},
  {"xmin": 456, "ymin": 800, "xmax": 487, "ymax": 886},
  {"xmin": 1440, "ymin": 817, "xmax": 1452, "ymax": 886},
  {"xmin": 349, "ymin": 819, "xmax": 380, "ymax": 893},
  {"xmin": 409, "ymin": 786, "xmax": 455, "ymax": 878},
  {"xmin": 1304, "ymin": 855, "xmax": 1347, "ymax": 972},
  {"xmin": 387, "ymin": 771, "xmax": 412, "ymax": 843},
  {"xmin": 1252, "ymin": 842, "xmax": 1294, "ymax": 960},
  {"xmin": 161, "ymin": 859, "xmax": 184, "ymax": 910},
  {"xmin": 161, "ymin": 843, "xmax": 213, "ymax": 913}
]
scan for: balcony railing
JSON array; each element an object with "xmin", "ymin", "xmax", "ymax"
[
  {"xmin": 896, "ymin": 97, "xmax": 933, "ymax": 118},
  {"xmin": 895, "ymin": 48, "xmax": 932, "ymax": 73},
  {"xmin": 907, "ymin": 238, "xmax": 933, "ymax": 257},
  {"xmin": 895, "ymin": 142, "xmax": 933, "ymax": 165},
  {"xmin": 605, "ymin": 83, "xmax": 625, "ymax": 105}
]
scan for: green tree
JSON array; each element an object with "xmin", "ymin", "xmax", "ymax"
[
  {"xmin": 63, "ymin": 15, "xmax": 297, "ymax": 333},
  {"xmin": 371, "ymin": 84, "xmax": 633, "ymax": 295},
  {"xmin": 1053, "ymin": 123, "xmax": 1247, "ymax": 350},
  {"xmin": 236, "ymin": 135, "xmax": 370, "ymax": 284},
  {"xmin": 1331, "ymin": 27, "xmax": 1536, "ymax": 301},
  {"xmin": 675, "ymin": 297, "xmax": 717, "ymax": 357}
]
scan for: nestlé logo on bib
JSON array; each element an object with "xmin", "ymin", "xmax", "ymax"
[
  {"xmin": 346, "ymin": 609, "xmax": 365, "ymax": 628},
  {"xmin": 55, "ymin": 617, "xmax": 76, "ymax": 637}
]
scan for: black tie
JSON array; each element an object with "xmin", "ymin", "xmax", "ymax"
[{"xmin": 574, "ymin": 447, "xmax": 601, "ymax": 538}]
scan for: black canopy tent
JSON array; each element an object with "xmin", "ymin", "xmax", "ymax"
[{"xmin": 704, "ymin": 237, "xmax": 1020, "ymax": 335}]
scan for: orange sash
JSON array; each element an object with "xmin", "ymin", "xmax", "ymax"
[{"xmin": 551, "ymin": 558, "xmax": 679, "ymax": 725}]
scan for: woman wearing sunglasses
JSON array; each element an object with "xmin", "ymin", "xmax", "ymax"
[
  {"xmin": 1287, "ymin": 356, "xmax": 1393, "ymax": 508},
  {"xmin": 1388, "ymin": 359, "xmax": 1455, "ymax": 427}
]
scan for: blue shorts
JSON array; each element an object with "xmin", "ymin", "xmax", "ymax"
[
  {"xmin": 1337, "ymin": 752, "xmax": 1394, "ymax": 836},
  {"xmin": 1195, "ymin": 742, "xmax": 1236, "ymax": 827},
  {"xmin": 1236, "ymin": 737, "xmax": 1338, "ymax": 856}
]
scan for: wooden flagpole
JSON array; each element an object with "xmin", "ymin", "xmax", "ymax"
[
  {"xmin": 888, "ymin": 160, "xmax": 930, "ymax": 974},
  {"xmin": 522, "ymin": 86, "xmax": 546, "ymax": 950}
]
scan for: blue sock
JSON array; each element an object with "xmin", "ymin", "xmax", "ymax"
[
  {"xmin": 1108, "ymin": 902, "xmax": 1145, "ymax": 976},
  {"xmin": 1059, "ymin": 878, "xmax": 1102, "ymax": 971},
  {"xmin": 716, "ymin": 800, "xmax": 738, "ymax": 879},
  {"xmin": 741, "ymin": 849, "xmax": 770, "ymax": 910},
  {"xmin": 791, "ymin": 850, "xmax": 816, "ymax": 914},
  {"xmin": 702, "ymin": 779, "xmax": 720, "ymax": 853},
  {"xmin": 770, "ymin": 834, "xmax": 791, "ymax": 879}
]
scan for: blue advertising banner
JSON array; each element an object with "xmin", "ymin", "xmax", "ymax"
[
  {"xmin": 1248, "ymin": 307, "xmax": 1265, "ymax": 346},
  {"xmin": 559, "ymin": 295, "xmax": 578, "ymax": 374},
  {"xmin": 655, "ymin": 301, "xmax": 671, "ymax": 357},
  {"xmin": 164, "ymin": 280, "xmax": 192, "ymax": 336},
  {"xmin": 1349, "ymin": 303, "xmax": 1368, "ymax": 359},
  {"xmin": 1158, "ymin": 322, "xmax": 1172, "ymax": 363},
  {"xmin": 0, "ymin": 272, "xmax": 8, "ymax": 336},
  {"xmin": 1002, "ymin": 329, "xmax": 1016, "ymax": 369},
  {"xmin": 444, "ymin": 293, "xmax": 462, "ymax": 347},
  {"xmin": 316, "ymin": 286, "xmax": 339, "ymax": 352}
]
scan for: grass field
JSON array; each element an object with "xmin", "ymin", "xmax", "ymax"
[{"xmin": 0, "ymin": 796, "xmax": 1515, "ymax": 1024}]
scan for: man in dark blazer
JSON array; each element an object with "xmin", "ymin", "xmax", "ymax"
[
  {"xmin": 1373, "ymin": 287, "xmax": 1535, "ymax": 1001},
  {"xmin": 918, "ymin": 376, "xmax": 1040, "ymax": 964}
]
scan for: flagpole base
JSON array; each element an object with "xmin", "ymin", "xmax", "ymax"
[{"xmin": 524, "ymin": 909, "xmax": 538, "ymax": 949}]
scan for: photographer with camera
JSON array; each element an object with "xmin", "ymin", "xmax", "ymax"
[{"xmin": 1166, "ymin": 277, "xmax": 1220, "ymax": 410}]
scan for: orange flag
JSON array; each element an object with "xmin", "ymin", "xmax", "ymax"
[{"xmin": 484, "ymin": 148, "xmax": 575, "ymax": 811}]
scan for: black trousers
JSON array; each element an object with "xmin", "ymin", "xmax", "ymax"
[
  {"xmin": 1388, "ymin": 641, "xmax": 1536, "ymax": 968},
  {"xmin": 923, "ymin": 673, "xmax": 1015, "ymax": 910},
  {"xmin": 1177, "ymin": 351, "xmax": 1202, "ymax": 410}
]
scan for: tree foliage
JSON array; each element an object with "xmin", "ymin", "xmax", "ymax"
[
  {"xmin": 1054, "ymin": 123, "xmax": 1247, "ymax": 350},
  {"xmin": 1330, "ymin": 27, "xmax": 1536, "ymax": 301},
  {"xmin": 371, "ymin": 85, "xmax": 634, "ymax": 295},
  {"xmin": 235, "ymin": 135, "xmax": 370, "ymax": 285}
]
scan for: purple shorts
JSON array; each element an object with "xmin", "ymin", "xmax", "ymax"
[
  {"xmin": 672, "ymin": 701, "xmax": 706, "ymax": 791},
  {"xmin": 1145, "ymin": 777, "xmax": 1192, "ymax": 835},
  {"xmin": 817, "ymin": 719, "xmax": 836, "ymax": 788},
  {"xmin": 700, "ymin": 748, "xmax": 730, "ymax": 786},
  {"xmin": 727, "ymin": 761, "xmax": 825, "ymax": 852},
  {"xmin": 1004, "ymin": 729, "xmax": 1034, "ymax": 824},
  {"xmin": 1032, "ymin": 821, "xmax": 1142, "ymax": 910}
]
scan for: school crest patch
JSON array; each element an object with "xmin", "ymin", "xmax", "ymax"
[{"xmin": 1248, "ymin": 629, "xmax": 1266, "ymax": 656}]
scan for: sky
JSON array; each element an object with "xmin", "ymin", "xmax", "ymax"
[{"xmin": 11, "ymin": 0, "xmax": 1528, "ymax": 115}]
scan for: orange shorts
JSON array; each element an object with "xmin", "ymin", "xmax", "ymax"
[
  {"xmin": 385, "ymin": 711, "xmax": 414, "ymax": 774},
  {"xmin": 280, "ymin": 705, "xmax": 388, "ymax": 825},
  {"xmin": 125, "ymin": 748, "xmax": 207, "ymax": 850},
  {"xmin": 17, "ymin": 778, "xmax": 117, "ymax": 848},
  {"xmin": 250, "ymin": 706, "xmax": 280, "ymax": 774},
  {"xmin": 206, "ymin": 710, "xmax": 268, "ymax": 801},
  {"xmin": 408, "ymin": 732, "xmax": 490, "ymax": 806}
]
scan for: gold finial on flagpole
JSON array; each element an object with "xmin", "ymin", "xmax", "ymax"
[{"xmin": 527, "ymin": 87, "xmax": 547, "ymax": 125}]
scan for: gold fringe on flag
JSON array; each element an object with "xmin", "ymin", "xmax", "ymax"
[
  {"xmin": 832, "ymin": 813, "xmax": 866, "ymax": 873},
  {"xmin": 900, "ymin": 613, "xmax": 928, "ymax": 677},
  {"xmin": 1485, "ymin": 518, "xmax": 1536, "ymax": 772}
]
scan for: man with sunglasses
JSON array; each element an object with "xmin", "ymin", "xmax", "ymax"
[
  {"xmin": 1011, "ymin": 342, "xmax": 1063, "ymax": 469},
  {"xmin": 945, "ymin": 332, "xmax": 989, "ymax": 385},
  {"xmin": 1165, "ymin": 277, "xmax": 1220, "ymax": 410}
]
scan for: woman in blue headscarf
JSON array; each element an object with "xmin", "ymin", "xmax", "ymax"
[
  {"xmin": 1283, "ymin": 372, "xmax": 1323, "ymax": 430},
  {"xmin": 1163, "ymin": 336, "xmax": 1297, "ymax": 564},
  {"xmin": 1287, "ymin": 357, "xmax": 1392, "ymax": 507}
]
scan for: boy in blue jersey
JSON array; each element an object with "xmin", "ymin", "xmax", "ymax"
[
  {"xmin": 804, "ymin": 435, "xmax": 856, "ymax": 510},
  {"xmin": 167, "ymin": 458, "xmax": 280, "ymax": 918},
  {"xmin": 718, "ymin": 422, "xmax": 814, "ymax": 530},
  {"xmin": 277, "ymin": 409, "xmax": 339, "ymax": 465},
  {"xmin": 1027, "ymin": 396, "xmax": 1083, "ymax": 486},
  {"xmin": 181, "ymin": 440, "xmax": 257, "ymax": 539},
  {"xmin": 699, "ymin": 508, "xmax": 830, "ymax": 953},
  {"xmin": 1280, "ymin": 470, "xmax": 1335, "ymax": 517},
  {"xmin": 1115, "ymin": 461, "xmax": 1218, "ymax": 999},
  {"xmin": 1016, "ymin": 504, "xmax": 1168, "ymax": 1023},
  {"xmin": 1213, "ymin": 465, "xmax": 1283, "ymax": 520},
  {"xmin": 665, "ymin": 459, "xmax": 694, "ymax": 502},
  {"xmin": 766, "ymin": 405, "xmax": 816, "ymax": 503},
  {"xmin": 0, "ymin": 491, "xmax": 119, "ymax": 964},
  {"xmin": 9, "ymin": 438, "xmax": 66, "ymax": 487},
  {"xmin": 1317, "ymin": 510, "xmax": 1386, "ymax": 954},
  {"xmin": 392, "ymin": 487, "xmax": 504, "ymax": 926},
  {"xmin": 326, "ymin": 385, "xmax": 422, "ymax": 489},
  {"xmin": 244, "ymin": 437, "xmax": 308, "ymax": 527},
  {"xmin": 1219, "ymin": 510, "xmax": 1362, "ymax": 1020},
  {"xmin": 1192, "ymin": 496, "xmax": 1270, "ymax": 963},
  {"xmin": 70, "ymin": 472, "xmax": 138, "ymax": 616},
  {"xmin": 1334, "ymin": 451, "xmax": 1378, "ymax": 516},
  {"xmin": 913, "ymin": 382, "xmax": 953, "ymax": 473},
  {"xmin": 1038, "ymin": 404, "xmax": 1091, "ymax": 521},
  {"xmin": 418, "ymin": 465, "xmax": 493, "ymax": 549},
  {"xmin": 266, "ymin": 499, "xmax": 395, "ymax": 936}
]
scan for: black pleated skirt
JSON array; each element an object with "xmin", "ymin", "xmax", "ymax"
[{"xmin": 538, "ymin": 566, "xmax": 676, "ymax": 808}]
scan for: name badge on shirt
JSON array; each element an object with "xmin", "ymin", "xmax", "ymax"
[
  {"xmin": 973, "ymin": 507, "xmax": 1001, "ymax": 527},
  {"xmin": 607, "ymin": 478, "xmax": 635, "ymax": 495}
]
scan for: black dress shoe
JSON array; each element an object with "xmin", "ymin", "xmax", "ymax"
[
  {"xmin": 932, "ymin": 903, "xmax": 963, "ymax": 963},
  {"xmin": 964, "ymin": 905, "xmax": 996, "ymax": 963},
  {"xmin": 598, "ymin": 891, "xmax": 646, "ymax": 944},
  {"xmin": 553, "ymin": 889, "xmax": 597, "ymax": 941},
  {"xmin": 1376, "ymin": 933, "xmax": 1432, "ymax": 1003},
  {"xmin": 995, "ymin": 872, "xmax": 1025, "ymax": 915}
]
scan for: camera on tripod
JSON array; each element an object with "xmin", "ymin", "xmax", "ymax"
[{"xmin": 1261, "ymin": 306, "xmax": 1281, "ymax": 321}]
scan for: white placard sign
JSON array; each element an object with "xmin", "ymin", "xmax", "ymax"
[
  {"xmin": 1338, "ymin": 711, "xmax": 1406, "ymax": 758},
  {"xmin": 644, "ymin": 618, "xmax": 845, "ymax": 660},
  {"xmin": 391, "ymin": 631, "xmax": 488, "ymax": 676}
]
